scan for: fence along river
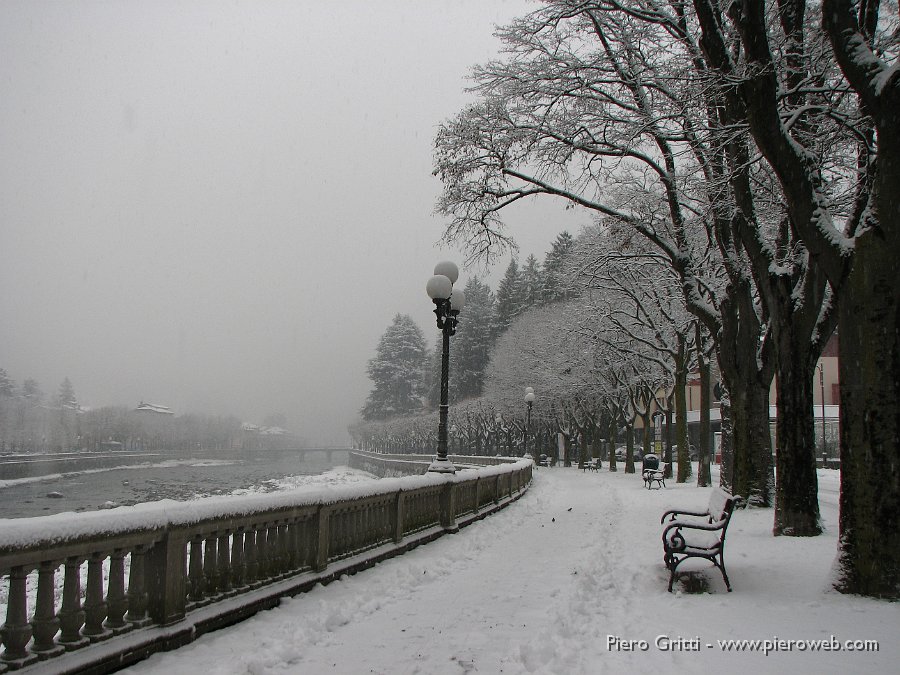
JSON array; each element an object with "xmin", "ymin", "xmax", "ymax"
[{"xmin": 0, "ymin": 452, "xmax": 532, "ymax": 673}]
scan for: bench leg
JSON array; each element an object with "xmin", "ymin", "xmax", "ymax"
[{"xmin": 717, "ymin": 555, "xmax": 732, "ymax": 592}]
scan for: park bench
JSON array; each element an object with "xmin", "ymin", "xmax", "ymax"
[
  {"xmin": 660, "ymin": 488, "xmax": 740, "ymax": 592},
  {"xmin": 642, "ymin": 462, "xmax": 668, "ymax": 489},
  {"xmin": 582, "ymin": 458, "xmax": 600, "ymax": 472}
]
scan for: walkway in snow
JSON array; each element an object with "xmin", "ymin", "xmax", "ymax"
[{"xmin": 122, "ymin": 467, "xmax": 897, "ymax": 674}]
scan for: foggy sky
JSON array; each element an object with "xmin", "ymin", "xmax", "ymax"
[{"xmin": 0, "ymin": 0, "xmax": 587, "ymax": 445}]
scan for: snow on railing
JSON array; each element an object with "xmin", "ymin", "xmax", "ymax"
[{"xmin": 0, "ymin": 453, "xmax": 532, "ymax": 672}]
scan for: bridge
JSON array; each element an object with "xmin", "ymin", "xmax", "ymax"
[
  {"xmin": 0, "ymin": 452, "xmax": 532, "ymax": 673},
  {"xmin": 286, "ymin": 447, "xmax": 350, "ymax": 464}
]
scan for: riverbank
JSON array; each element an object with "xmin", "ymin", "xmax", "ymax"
[{"xmin": 0, "ymin": 453, "xmax": 355, "ymax": 519}]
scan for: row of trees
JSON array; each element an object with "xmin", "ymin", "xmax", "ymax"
[
  {"xmin": 352, "ymin": 229, "xmax": 711, "ymax": 477},
  {"xmin": 359, "ymin": 232, "xmax": 577, "ymax": 421},
  {"xmin": 425, "ymin": 0, "xmax": 897, "ymax": 598}
]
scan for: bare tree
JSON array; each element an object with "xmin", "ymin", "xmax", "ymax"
[
  {"xmin": 434, "ymin": 2, "xmax": 777, "ymax": 506},
  {"xmin": 692, "ymin": 0, "xmax": 899, "ymax": 596}
]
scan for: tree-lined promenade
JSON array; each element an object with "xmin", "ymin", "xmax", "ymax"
[{"xmin": 355, "ymin": 0, "xmax": 899, "ymax": 599}]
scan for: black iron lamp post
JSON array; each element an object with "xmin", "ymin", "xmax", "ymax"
[
  {"xmin": 426, "ymin": 261, "xmax": 465, "ymax": 474},
  {"xmin": 524, "ymin": 387, "xmax": 535, "ymax": 462}
]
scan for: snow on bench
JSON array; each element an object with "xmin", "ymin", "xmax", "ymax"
[{"xmin": 660, "ymin": 488, "xmax": 740, "ymax": 592}]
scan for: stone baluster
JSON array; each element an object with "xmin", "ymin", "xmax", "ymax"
[
  {"xmin": 355, "ymin": 509, "xmax": 364, "ymax": 550},
  {"xmin": 188, "ymin": 537, "xmax": 204, "ymax": 601},
  {"xmin": 275, "ymin": 523, "xmax": 287, "ymax": 575},
  {"xmin": 349, "ymin": 510, "xmax": 357, "ymax": 551},
  {"xmin": 31, "ymin": 561, "xmax": 64, "ymax": 657},
  {"xmin": 268, "ymin": 523, "xmax": 281, "ymax": 577},
  {"xmin": 126, "ymin": 545, "xmax": 150, "ymax": 626},
  {"xmin": 331, "ymin": 512, "xmax": 343, "ymax": 557},
  {"xmin": 342, "ymin": 511, "xmax": 351, "ymax": 553},
  {"xmin": 284, "ymin": 521, "xmax": 298, "ymax": 571},
  {"xmin": 244, "ymin": 528, "xmax": 258, "ymax": 586},
  {"xmin": 104, "ymin": 550, "xmax": 129, "ymax": 633},
  {"xmin": 216, "ymin": 531, "xmax": 231, "ymax": 594},
  {"xmin": 1, "ymin": 565, "xmax": 38, "ymax": 667},
  {"xmin": 345, "ymin": 511, "xmax": 354, "ymax": 554},
  {"xmin": 203, "ymin": 536, "xmax": 219, "ymax": 597},
  {"xmin": 82, "ymin": 553, "xmax": 110, "ymax": 640},
  {"xmin": 313, "ymin": 506, "xmax": 330, "ymax": 572},
  {"xmin": 231, "ymin": 528, "xmax": 246, "ymax": 590},
  {"xmin": 394, "ymin": 491, "xmax": 405, "ymax": 543},
  {"xmin": 441, "ymin": 483, "xmax": 458, "ymax": 532},
  {"xmin": 473, "ymin": 478, "xmax": 481, "ymax": 514},
  {"xmin": 58, "ymin": 557, "xmax": 88, "ymax": 649},
  {"xmin": 256, "ymin": 525, "xmax": 269, "ymax": 580}
]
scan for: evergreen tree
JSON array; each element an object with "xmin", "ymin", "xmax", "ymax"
[
  {"xmin": 495, "ymin": 258, "xmax": 523, "ymax": 333},
  {"xmin": 520, "ymin": 254, "xmax": 542, "ymax": 312},
  {"xmin": 58, "ymin": 377, "xmax": 78, "ymax": 409},
  {"xmin": 21, "ymin": 379, "xmax": 42, "ymax": 404},
  {"xmin": 451, "ymin": 277, "xmax": 497, "ymax": 402},
  {"xmin": 541, "ymin": 232, "xmax": 575, "ymax": 304},
  {"xmin": 0, "ymin": 369, "xmax": 15, "ymax": 397},
  {"xmin": 361, "ymin": 314, "xmax": 429, "ymax": 420}
]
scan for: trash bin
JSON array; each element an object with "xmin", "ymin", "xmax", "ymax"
[{"xmin": 642, "ymin": 453, "xmax": 660, "ymax": 471}]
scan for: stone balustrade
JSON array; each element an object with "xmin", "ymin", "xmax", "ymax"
[{"xmin": 0, "ymin": 453, "xmax": 531, "ymax": 673}]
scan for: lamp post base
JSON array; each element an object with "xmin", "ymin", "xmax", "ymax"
[{"xmin": 427, "ymin": 458, "xmax": 457, "ymax": 474}]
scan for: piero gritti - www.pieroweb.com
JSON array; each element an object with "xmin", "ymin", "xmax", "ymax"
[{"xmin": 607, "ymin": 634, "xmax": 879, "ymax": 655}]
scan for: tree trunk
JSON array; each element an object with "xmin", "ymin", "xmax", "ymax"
[
  {"xmin": 607, "ymin": 416, "xmax": 618, "ymax": 472},
  {"xmin": 625, "ymin": 422, "xmax": 638, "ymax": 474},
  {"xmin": 591, "ymin": 427, "xmax": 602, "ymax": 463},
  {"xmin": 697, "ymin": 335, "xmax": 712, "ymax": 487},
  {"xmin": 664, "ymin": 401, "xmax": 674, "ymax": 479},
  {"xmin": 773, "ymin": 322, "xmax": 822, "ymax": 536},
  {"xmin": 579, "ymin": 431, "xmax": 589, "ymax": 467},
  {"xmin": 675, "ymin": 347, "xmax": 691, "ymax": 482},
  {"xmin": 834, "ymin": 210, "xmax": 900, "ymax": 597},
  {"xmin": 716, "ymin": 282, "xmax": 775, "ymax": 506},
  {"xmin": 728, "ymin": 380, "xmax": 773, "ymax": 507}
]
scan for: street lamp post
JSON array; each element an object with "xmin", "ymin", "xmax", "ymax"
[
  {"xmin": 426, "ymin": 261, "xmax": 465, "ymax": 474},
  {"xmin": 524, "ymin": 387, "xmax": 535, "ymax": 462}
]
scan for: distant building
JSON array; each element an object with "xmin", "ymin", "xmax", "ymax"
[
  {"xmin": 240, "ymin": 423, "xmax": 291, "ymax": 452},
  {"xmin": 132, "ymin": 402, "xmax": 175, "ymax": 452},
  {"xmin": 135, "ymin": 402, "xmax": 175, "ymax": 415}
]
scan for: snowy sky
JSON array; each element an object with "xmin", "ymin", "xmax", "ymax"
[{"xmin": 0, "ymin": 0, "xmax": 588, "ymax": 444}]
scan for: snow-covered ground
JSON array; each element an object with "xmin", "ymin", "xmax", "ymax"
[{"xmin": 119, "ymin": 466, "xmax": 898, "ymax": 675}]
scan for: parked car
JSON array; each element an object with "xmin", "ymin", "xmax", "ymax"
[{"xmin": 614, "ymin": 446, "xmax": 643, "ymax": 461}]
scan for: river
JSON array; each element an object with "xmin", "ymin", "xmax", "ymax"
[{"xmin": 0, "ymin": 451, "xmax": 353, "ymax": 520}]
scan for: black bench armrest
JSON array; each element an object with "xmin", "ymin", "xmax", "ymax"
[{"xmin": 661, "ymin": 508, "xmax": 710, "ymax": 524}]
